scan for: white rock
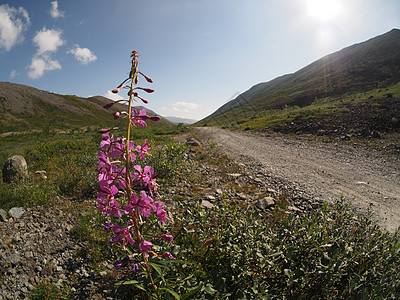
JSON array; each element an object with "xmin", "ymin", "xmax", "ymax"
[{"xmin": 8, "ymin": 207, "xmax": 26, "ymax": 219}]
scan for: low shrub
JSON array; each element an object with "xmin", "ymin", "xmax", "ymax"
[{"xmin": 166, "ymin": 197, "xmax": 400, "ymax": 299}]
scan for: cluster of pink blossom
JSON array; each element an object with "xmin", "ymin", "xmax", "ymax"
[{"xmin": 97, "ymin": 50, "xmax": 174, "ymax": 275}]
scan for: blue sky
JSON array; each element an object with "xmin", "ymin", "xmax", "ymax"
[{"xmin": 1, "ymin": 0, "xmax": 400, "ymax": 120}]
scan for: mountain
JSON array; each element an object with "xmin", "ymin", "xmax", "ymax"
[
  {"xmin": 164, "ymin": 116, "xmax": 198, "ymax": 125},
  {"xmin": 0, "ymin": 82, "xmax": 172, "ymax": 134},
  {"xmin": 199, "ymin": 29, "xmax": 400, "ymax": 136}
]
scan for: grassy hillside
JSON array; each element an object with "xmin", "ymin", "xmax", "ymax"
[
  {"xmin": 199, "ymin": 29, "xmax": 400, "ymax": 136},
  {"xmin": 0, "ymin": 82, "xmax": 171, "ymax": 134}
]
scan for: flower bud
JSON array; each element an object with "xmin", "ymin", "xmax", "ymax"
[
  {"xmin": 97, "ymin": 127, "xmax": 119, "ymax": 134},
  {"xmin": 149, "ymin": 116, "xmax": 161, "ymax": 121},
  {"xmin": 136, "ymin": 87, "xmax": 155, "ymax": 93},
  {"xmin": 139, "ymin": 72, "xmax": 153, "ymax": 83},
  {"xmin": 104, "ymin": 102, "xmax": 116, "ymax": 109},
  {"xmin": 138, "ymin": 96, "xmax": 148, "ymax": 104},
  {"xmin": 112, "ymin": 86, "xmax": 123, "ymax": 93},
  {"xmin": 104, "ymin": 100, "xmax": 127, "ymax": 109},
  {"xmin": 113, "ymin": 112, "xmax": 121, "ymax": 119}
]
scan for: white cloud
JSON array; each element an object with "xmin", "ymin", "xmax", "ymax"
[
  {"xmin": 104, "ymin": 90, "xmax": 125, "ymax": 101},
  {"xmin": 0, "ymin": 4, "xmax": 30, "ymax": 51},
  {"xmin": 33, "ymin": 27, "xmax": 64, "ymax": 55},
  {"xmin": 28, "ymin": 27, "xmax": 64, "ymax": 79},
  {"xmin": 9, "ymin": 70, "xmax": 18, "ymax": 79},
  {"xmin": 28, "ymin": 55, "xmax": 61, "ymax": 79},
  {"xmin": 67, "ymin": 45, "xmax": 97, "ymax": 65},
  {"xmin": 161, "ymin": 101, "xmax": 201, "ymax": 118},
  {"xmin": 49, "ymin": 1, "xmax": 64, "ymax": 19},
  {"xmin": 172, "ymin": 101, "xmax": 200, "ymax": 112}
]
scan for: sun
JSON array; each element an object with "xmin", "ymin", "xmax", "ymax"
[{"xmin": 305, "ymin": 0, "xmax": 343, "ymax": 22}]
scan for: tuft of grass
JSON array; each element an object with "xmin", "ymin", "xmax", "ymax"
[{"xmin": 29, "ymin": 280, "xmax": 70, "ymax": 300}]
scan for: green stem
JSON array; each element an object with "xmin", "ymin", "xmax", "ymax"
[{"xmin": 124, "ymin": 57, "xmax": 158, "ymax": 296}]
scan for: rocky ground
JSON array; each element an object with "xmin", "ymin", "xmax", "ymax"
[
  {"xmin": 0, "ymin": 198, "xmax": 121, "ymax": 300},
  {"xmin": 273, "ymin": 97, "xmax": 400, "ymax": 154},
  {"xmin": 1, "ymin": 127, "xmax": 398, "ymax": 299}
]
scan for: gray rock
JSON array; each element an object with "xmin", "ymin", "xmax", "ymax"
[
  {"xmin": 0, "ymin": 209, "xmax": 7, "ymax": 221},
  {"xmin": 186, "ymin": 138, "xmax": 201, "ymax": 146},
  {"xmin": 2, "ymin": 155, "xmax": 28, "ymax": 183},
  {"xmin": 227, "ymin": 173, "xmax": 241, "ymax": 177},
  {"xmin": 201, "ymin": 200, "xmax": 214, "ymax": 209},
  {"xmin": 255, "ymin": 197, "xmax": 276, "ymax": 210},
  {"xmin": 8, "ymin": 207, "xmax": 26, "ymax": 219},
  {"xmin": 236, "ymin": 193, "xmax": 247, "ymax": 200},
  {"xmin": 34, "ymin": 170, "xmax": 47, "ymax": 180},
  {"xmin": 215, "ymin": 189, "xmax": 223, "ymax": 195},
  {"xmin": 206, "ymin": 195, "xmax": 216, "ymax": 201}
]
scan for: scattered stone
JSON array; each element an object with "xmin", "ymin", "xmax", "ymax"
[
  {"xmin": 356, "ymin": 181, "xmax": 369, "ymax": 185},
  {"xmin": 201, "ymin": 200, "xmax": 214, "ymax": 209},
  {"xmin": 0, "ymin": 208, "xmax": 7, "ymax": 221},
  {"xmin": 8, "ymin": 207, "xmax": 26, "ymax": 219},
  {"xmin": 236, "ymin": 193, "xmax": 247, "ymax": 200},
  {"xmin": 227, "ymin": 173, "xmax": 241, "ymax": 177},
  {"xmin": 34, "ymin": 170, "xmax": 47, "ymax": 180},
  {"xmin": 206, "ymin": 195, "xmax": 216, "ymax": 201},
  {"xmin": 255, "ymin": 197, "xmax": 276, "ymax": 211},
  {"xmin": 99, "ymin": 271, "xmax": 108, "ymax": 277},
  {"xmin": 287, "ymin": 205, "xmax": 301, "ymax": 212},
  {"xmin": 2, "ymin": 155, "xmax": 28, "ymax": 183},
  {"xmin": 215, "ymin": 189, "xmax": 223, "ymax": 195},
  {"xmin": 186, "ymin": 138, "xmax": 201, "ymax": 146}
]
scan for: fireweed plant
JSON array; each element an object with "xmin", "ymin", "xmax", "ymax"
[{"xmin": 97, "ymin": 51, "xmax": 175, "ymax": 297}]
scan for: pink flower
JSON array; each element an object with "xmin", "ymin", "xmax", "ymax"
[
  {"xmin": 160, "ymin": 234, "xmax": 174, "ymax": 244},
  {"xmin": 139, "ymin": 240, "xmax": 152, "ymax": 252},
  {"xmin": 162, "ymin": 252, "xmax": 175, "ymax": 259},
  {"xmin": 135, "ymin": 140, "xmax": 150, "ymax": 160},
  {"xmin": 110, "ymin": 226, "xmax": 135, "ymax": 250},
  {"xmin": 124, "ymin": 191, "xmax": 153, "ymax": 218}
]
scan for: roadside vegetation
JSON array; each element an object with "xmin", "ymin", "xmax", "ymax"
[{"xmin": 1, "ymin": 127, "xmax": 399, "ymax": 299}]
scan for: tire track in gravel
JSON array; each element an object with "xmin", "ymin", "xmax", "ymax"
[{"xmin": 196, "ymin": 127, "xmax": 400, "ymax": 232}]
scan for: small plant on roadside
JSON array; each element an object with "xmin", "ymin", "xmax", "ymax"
[{"xmin": 29, "ymin": 280, "xmax": 70, "ymax": 300}]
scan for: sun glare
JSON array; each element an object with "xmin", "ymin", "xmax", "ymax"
[{"xmin": 305, "ymin": 0, "xmax": 343, "ymax": 22}]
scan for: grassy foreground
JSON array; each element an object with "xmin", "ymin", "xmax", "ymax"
[{"xmin": 0, "ymin": 128, "xmax": 399, "ymax": 299}]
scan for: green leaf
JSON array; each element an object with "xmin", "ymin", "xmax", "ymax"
[
  {"xmin": 115, "ymin": 279, "xmax": 140, "ymax": 286},
  {"xmin": 181, "ymin": 284, "xmax": 203, "ymax": 300},
  {"xmin": 204, "ymin": 283, "xmax": 217, "ymax": 295},
  {"xmin": 149, "ymin": 262, "xmax": 163, "ymax": 276},
  {"xmin": 158, "ymin": 287, "xmax": 181, "ymax": 299}
]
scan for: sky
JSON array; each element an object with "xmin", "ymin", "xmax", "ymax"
[{"xmin": 1, "ymin": 0, "xmax": 400, "ymax": 121}]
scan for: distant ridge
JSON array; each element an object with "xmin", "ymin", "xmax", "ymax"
[
  {"xmin": 200, "ymin": 28, "xmax": 400, "ymax": 126},
  {"xmin": 164, "ymin": 116, "xmax": 198, "ymax": 125}
]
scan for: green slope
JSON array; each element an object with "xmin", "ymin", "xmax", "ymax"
[
  {"xmin": 0, "ymin": 82, "xmax": 171, "ymax": 134},
  {"xmin": 199, "ymin": 29, "xmax": 400, "ymax": 133}
]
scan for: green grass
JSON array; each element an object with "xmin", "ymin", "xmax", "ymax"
[
  {"xmin": 0, "ymin": 124, "xmax": 189, "ymax": 210},
  {"xmin": 201, "ymin": 82, "xmax": 400, "ymax": 131}
]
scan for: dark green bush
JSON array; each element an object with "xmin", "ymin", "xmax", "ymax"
[
  {"xmin": 144, "ymin": 143, "xmax": 190, "ymax": 181},
  {"xmin": 166, "ymin": 198, "xmax": 400, "ymax": 299}
]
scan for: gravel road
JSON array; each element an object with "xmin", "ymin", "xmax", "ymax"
[{"xmin": 196, "ymin": 127, "xmax": 400, "ymax": 232}]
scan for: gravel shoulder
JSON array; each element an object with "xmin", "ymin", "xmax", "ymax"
[{"xmin": 196, "ymin": 127, "xmax": 400, "ymax": 232}]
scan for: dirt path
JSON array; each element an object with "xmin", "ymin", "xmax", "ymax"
[{"xmin": 196, "ymin": 127, "xmax": 400, "ymax": 232}]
